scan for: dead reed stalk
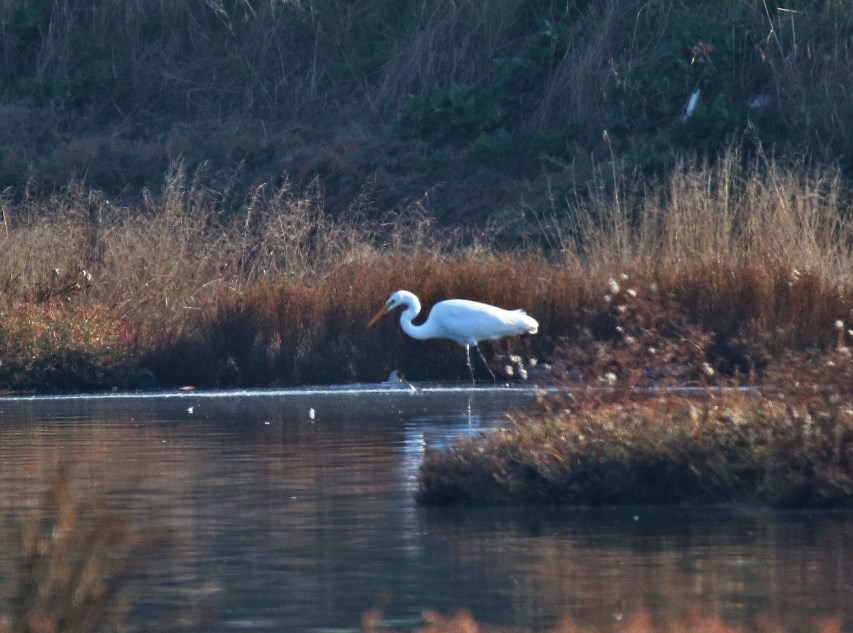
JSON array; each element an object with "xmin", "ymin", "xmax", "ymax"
[{"xmin": 0, "ymin": 465, "xmax": 189, "ymax": 633}]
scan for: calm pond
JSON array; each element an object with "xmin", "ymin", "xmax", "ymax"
[{"xmin": 0, "ymin": 386, "xmax": 850, "ymax": 632}]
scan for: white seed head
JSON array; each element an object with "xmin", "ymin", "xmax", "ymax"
[
  {"xmin": 626, "ymin": 288, "xmax": 637, "ymax": 298},
  {"xmin": 834, "ymin": 319, "xmax": 844, "ymax": 330},
  {"xmin": 619, "ymin": 272, "xmax": 629, "ymax": 282},
  {"xmin": 701, "ymin": 362, "xmax": 715, "ymax": 377},
  {"xmin": 607, "ymin": 277, "xmax": 620, "ymax": 295}
]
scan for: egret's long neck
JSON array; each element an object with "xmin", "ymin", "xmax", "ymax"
[{"xmin": 398, "ymin": 296, "xmax": 435, "ymax": 340}]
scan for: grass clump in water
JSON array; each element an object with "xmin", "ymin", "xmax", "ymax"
[{"xmin": 419, "ymin": 386, "xmax": 853, "ymax": 507}]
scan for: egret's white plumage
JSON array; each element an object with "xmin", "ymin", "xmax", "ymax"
[{"xmin": 368, "ymin": 290, "xmax": 538, "ymax": 382}]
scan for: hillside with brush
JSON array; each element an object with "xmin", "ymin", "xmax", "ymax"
[
  {"xmin": 2, "ymin": 0, "xmax": 853, "ymax": 221},
  {"xmin": 1, "ymin": 0, "xmax": 852, "ymax": 391}
]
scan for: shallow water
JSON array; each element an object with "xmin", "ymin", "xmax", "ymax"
[{"xmin": 0, "ymin": 385, "xmax": 850, "ymax": 631}]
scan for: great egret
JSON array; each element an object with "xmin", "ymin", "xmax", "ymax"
[{"xmin": 367, "ymin": 290, "xmax": 539, "ymax": 383}]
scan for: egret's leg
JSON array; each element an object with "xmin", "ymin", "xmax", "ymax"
[
  {"xmin": 474, "ymin": 345, "xmax": 496, "ymax": 383},
  {"xmin": 465, "ymin": 345, "xmax": 475, "ymax": 384}
]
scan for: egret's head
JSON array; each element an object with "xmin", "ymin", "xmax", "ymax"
[{"xmin": 367, "ymin": 291, "xmax": 407, "ymax": 328}]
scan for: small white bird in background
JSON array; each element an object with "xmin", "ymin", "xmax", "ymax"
[
  {"xmin": 368, "ymin": 290, "xmax": 539, "ymax": 383},
  {"xmin": 682, "ymin": 88, "xmax": 701, "ymax": 121},
  {"xmin": 384, "ymin": 369, "xmax": 404, "ymax": 384}
]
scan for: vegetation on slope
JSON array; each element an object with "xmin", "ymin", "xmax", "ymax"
[{"xmin": 0, "ymin": 0, "xmax": 852, "ymax": 220}]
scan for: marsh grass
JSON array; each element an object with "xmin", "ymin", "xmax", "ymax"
[
  {"xmin": 417, "ymin": 252, "xmax": 853, "ymax": 506},
  {"xmin": 541, "ymin": 151, "xmax": 853, "ymax": 280},
  {"xmin": 418, "ymin": 384, "xmax": 853, "ymax": 506},
  {"xmin": 0, "ymin": 303, "xmax": 134, "ymax": 391},
  {"xmin": 0, "ymin": 152, "xmax": 851, "ymax": 390},
  {"xmin": 418, "ymin": 171, "xmax": 853, "ymax": 504}
]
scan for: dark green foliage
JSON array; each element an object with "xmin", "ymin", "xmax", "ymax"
[
  {"xmin": 0, "ymin": 1, "xmax": 851, "ymax": 216},
  {"xmin": 394, "ymin": 15, "xmax": 573, "ymax": 168},
  {"xmin": 397, "ymin": 84, "xmax": 505, "ymax": 143}
]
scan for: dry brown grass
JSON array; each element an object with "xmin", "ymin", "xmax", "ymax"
[
  {"xmin": 418, "ymin": 285, "xmax": 853, "ymax": 507},
  {"xmin": 546, "ymin": 152, "xmax": 853, "ymax": 281},
  {"xmin": 0, "ymin": 151, "xmax": 851, "ymax": 390},
  {"xmin": 413, "ymin": 190, "xmax": 853, "ymax": 506},
  {"xmin": 418, "ymin": 383, "xmax": 853, "ymax": 506}
]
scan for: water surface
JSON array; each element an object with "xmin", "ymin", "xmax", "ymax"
[{"xmin": 0, "ymin": 386, "xmax": 850, "ymax": 631}]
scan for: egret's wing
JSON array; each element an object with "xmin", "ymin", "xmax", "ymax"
[{"xmin": 430, "ymin": 300, "xmax": 538, "ymax": 345}]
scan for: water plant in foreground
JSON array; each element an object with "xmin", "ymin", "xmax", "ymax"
[{"xmin": 0, "ymin": 465, "xmax": 213, "ymax": 632}]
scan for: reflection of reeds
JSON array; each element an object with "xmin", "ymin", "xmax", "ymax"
[
  {"xmin": 363, "ymin": 606, "xmax": 844, "ymax": 633},
  {"xmin": 0, "ymin": 465, "xmax": 207, "ymax": 633}
]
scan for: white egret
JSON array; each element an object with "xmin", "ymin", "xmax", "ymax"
[{"xmin": 368, "ymin": 290, "xmax": 539, "ymax": 383}]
